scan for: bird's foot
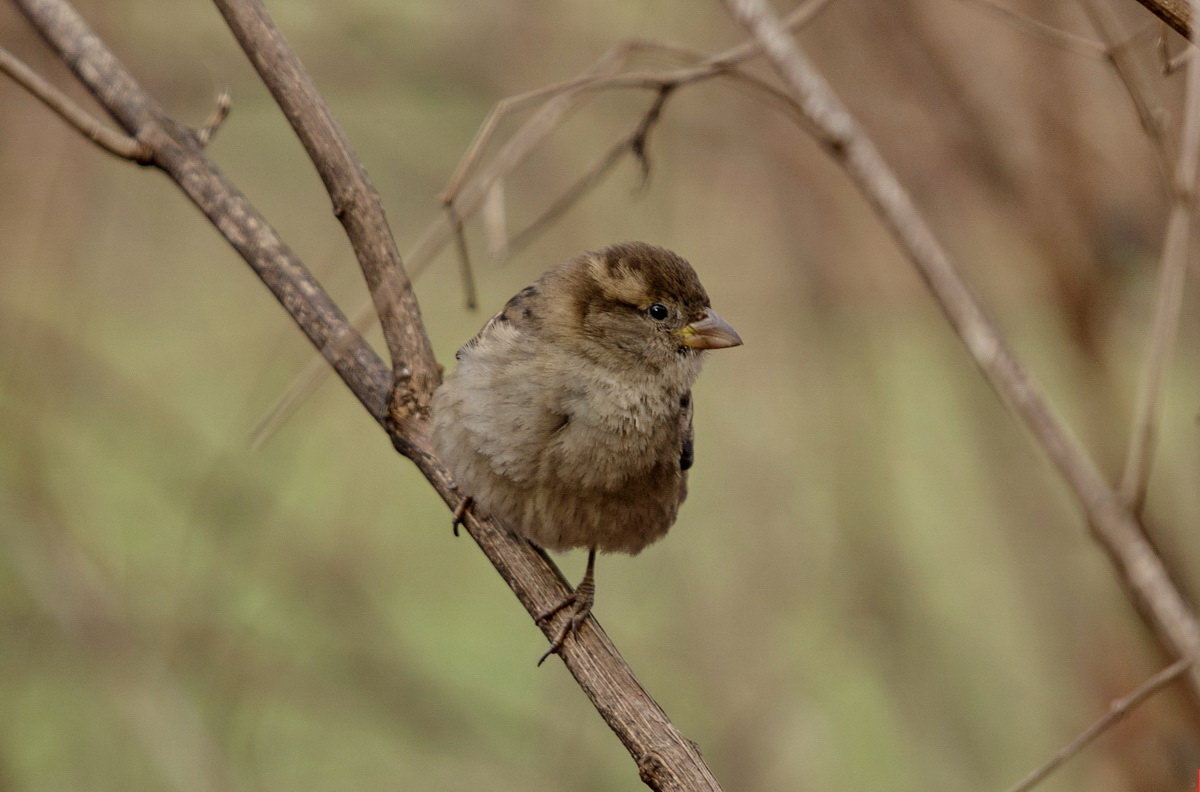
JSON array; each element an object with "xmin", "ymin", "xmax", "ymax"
[
  {"xmin": 535, "ymin": 578, "xmax": 595, "ymax": 666},
  {"xmin": 451, "ymin": 496, "xmax": 473, "ymax": 537}
]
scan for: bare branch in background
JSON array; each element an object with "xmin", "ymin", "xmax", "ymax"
[
  {"xmin": 509, "ymin": 85, "xmax": 674, "ymax": 255},
  {"xmin": 0, "ymin": 43, "xmax": 150, "ymax": 162},
  {"xmin": 507, "ymin": 138, "xmax": 629, "ymax": 255},
  {"xmin": 723, "ymin": 0, "xmax": 1200, "ymax": 705},
  {"xmin": 444, "ymin": 202, "xmax": 479, "ymax": 310},
  {"xmin": 1119, "ymin": 0, "xmax": 1200, "ymax": 512},
  {"xmin": 958, "ymin": 0, "xmax": 1108, "ymax": 58},
  {"xmin": 1003, "ymin": 658, "xmax": 1193, "ymax": 792},
  {"xmin": 248, "ymin": 351, "xmax": 331, "ymax": 449}
]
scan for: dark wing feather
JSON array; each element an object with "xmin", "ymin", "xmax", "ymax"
[
  {"xmin": 455, "ymin": 284, "xmax": 541, "ymax": 360},
  {"xmin": 679, "ymin": 391, "xmax": 694, "ymax": 471}
]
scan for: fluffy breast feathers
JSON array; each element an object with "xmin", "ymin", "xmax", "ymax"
[{"xmin": 432, "ymin": 243, "xmax": 715, "ymax": 554}]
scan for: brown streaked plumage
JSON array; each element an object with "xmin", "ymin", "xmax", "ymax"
[{"xmin": 432, "ymin": 242, "xmax": 742, "ymax": 662}]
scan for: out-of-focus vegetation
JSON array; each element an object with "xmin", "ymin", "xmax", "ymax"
[{"xmin": 1, "ymin": 0, "xmax": 1198, "ymax": 789}]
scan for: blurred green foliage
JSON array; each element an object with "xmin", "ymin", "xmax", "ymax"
[{"xmin": 1, "ymin": 0, "xmax": 1198, "ymax": 790}]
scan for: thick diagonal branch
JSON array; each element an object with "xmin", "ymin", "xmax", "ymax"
[
  {"xmin": 724, "ymin": 0, "xmax": 1200, "ymax": 698},
  {"xmin": 9, "ymin": 0, "xmax": 722, "ymax": 788}
]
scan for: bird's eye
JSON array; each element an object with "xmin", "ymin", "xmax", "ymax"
[{"xmin": 647, "ymin": 303, "xmax": 669, "ymax": 321}]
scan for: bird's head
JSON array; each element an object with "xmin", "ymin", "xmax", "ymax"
[{"xmin": 542, "ymin": 242, "xmax": 742, "ymax": 373}]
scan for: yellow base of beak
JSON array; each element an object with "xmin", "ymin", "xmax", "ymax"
[{"xmin": 675, "ymin": 308, "xmax": 743, "ymax": 350}]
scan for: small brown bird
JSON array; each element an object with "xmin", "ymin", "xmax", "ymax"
[{"xmin": 432, "ymin": 242, "xmax": 742, "ymax": 662}]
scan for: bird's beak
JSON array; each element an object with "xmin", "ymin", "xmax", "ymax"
[{"xmin": 675, "ymin": 308, "xmax": 743, "ymax": 349}]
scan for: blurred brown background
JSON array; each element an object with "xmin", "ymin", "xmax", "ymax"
[{"xmin": 2, "ymin": 0, "xmax": 1199, "ymax": 789}]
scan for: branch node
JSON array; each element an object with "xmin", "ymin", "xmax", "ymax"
[
  {"xmin": 637, "ymin": 750, "xmax": 670, "ymax": 785},
  {"xmin": 0, "ymin": 43, "xmax": 154, "ymax": 163},
  {"xmin": 127, "ymin": 131, "xmax": 155, "ymax": 165},
  {"xmin": 333, "ymin": 192, "xmax": 358, "ymax": 219},
  {"xmin": 824, "ymin": 133, "xmax": 849, "ymax": 158}
]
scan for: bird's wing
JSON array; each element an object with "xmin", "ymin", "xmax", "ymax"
[
  {"xmin": 455, "ymin": 284, "xmax": 541, "ymax": 360},
  {"xmin": 679, "ymin": 391, "xmax": 694, "ymax": 471}
]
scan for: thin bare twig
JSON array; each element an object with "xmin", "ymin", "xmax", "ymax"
[
  {"xmin": 958, "ymin": 0, "xmax": 1108, "ymax": 58},
  {"xmin": 0, "ymin": 43, "xmax": 150, "ymax": 161},
  {"xmin": 1003, "ymin": 658, "xmax": 1193, "ymax": 792},
  {"xmin": 248, "ymin": 351, "xmax": 330, "ymax": 449},
  {"xmin": 1120, "ymin": 0, "xmax": 1200, "ymax": 511},
  {"xmin": 438, "ymin": 39, "xmax": 653, "ymax": 207},
  {"xmin": 508, "ymin": 86, "xmax": 675, "ymax": 255},
  {"xmin": 445, "ymin": 201, "xmax": 478, "ymax": 310},
  {"xmin": 724, "ymin": 0, "xmax": 1200, "ymax": 700},
  {"xmin": 194, "ymin": 88, "xmax": 231, "ymax": 146},
  {"xmin": 507, "ymin": 138, "xmax": 630, "ymax": 256}
]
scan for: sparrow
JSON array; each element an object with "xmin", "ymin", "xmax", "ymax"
[{"xmin": 431, "ymin": 241, "xmax": 742, "ymax": 663}]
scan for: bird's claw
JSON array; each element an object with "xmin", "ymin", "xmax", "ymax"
[
  {"xmin": 535, "ymin": 583, "xmax": 594, "ymax": 666},
  {"xmin": 451, "ymin": 496, "xmax": 473, "ymax": 537}
]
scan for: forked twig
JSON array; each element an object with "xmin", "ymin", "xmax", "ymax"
[
  {"xmin": 1003, "ymin": 658, "xmax": 1193, "ymax": 792},
  {"xmin": 439, "ymin": 0, "xmax": 832, "ymax": 206},
  {"xmin": 195, "ymin": 88, "xmax": 231, "ymax": 146},
  {"xmin": 1082, "ymin": 0, "xmax": 1174, "ymax": 184}
]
